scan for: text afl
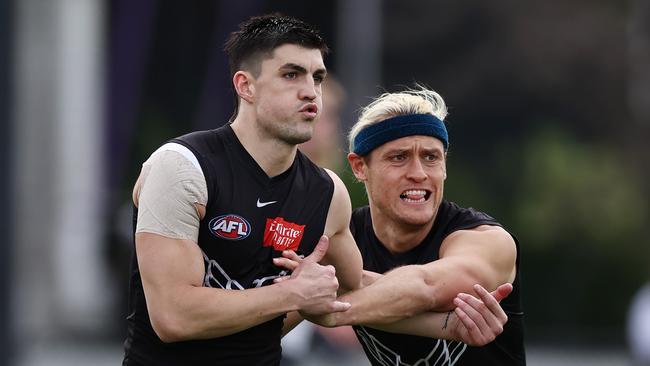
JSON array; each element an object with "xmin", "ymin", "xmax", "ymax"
[{"xmin": 209, "ymin": 214, "xmax": 251, "ymax": 240}]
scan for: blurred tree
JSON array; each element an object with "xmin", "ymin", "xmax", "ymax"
[
  {"xmin": 447, "ymin": 124, "xmax": 649, "ymax": 343},
  {"xmin": 512, "ymin": 126, "xmax": 649, "ymax": 342}
]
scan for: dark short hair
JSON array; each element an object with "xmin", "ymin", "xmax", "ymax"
[{"xmin": 224, "ymin": 13, "xmax": 329, "ymax": 78}]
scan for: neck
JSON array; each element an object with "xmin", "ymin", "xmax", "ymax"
[
  {"xmin": 370, "ymin": 208, "xmax": 436, "ymax": 255},
  {"xmin": 230, "ymin": 114, "xmax": 297, "ymax": 178}
]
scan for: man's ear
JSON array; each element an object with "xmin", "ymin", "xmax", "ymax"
[
  {"xmin": 233, "ymin": 71, "xmax": 254, "ymax": 103},
  {"xmin": 347, "ymin": 153, "xmax": 368, "ymax": 181}
]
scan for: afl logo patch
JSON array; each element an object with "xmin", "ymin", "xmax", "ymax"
[{"xmin": 209, "ymin": 214, "xmax": 251, "ymax": 240}]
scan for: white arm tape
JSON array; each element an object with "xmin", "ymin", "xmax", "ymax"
[{"xmin": 135, "ymin": 147, "xmax": 208, "ymax": 241}]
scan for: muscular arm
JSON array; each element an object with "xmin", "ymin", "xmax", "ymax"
[
  {"xmin": 366, "ymin": 284, "xmax": 511, "ymax": 344},
  {"xmin": 330, "ymin": 226, "xmax": 517, "ymax": 326},
  {"xmin": 137, "ymin": 233, "xmax": 309, "ymax": 341},
  {"xmin": 282, "ymin": 281, "xmax": 511, "ymax": 347},
  {"xmin": 277, "ymin": 241, "xmax": 512, "ymax": 343},
  {"xmin": 320, "ymin": 169, "xmax": 363, "ymax": 293}
]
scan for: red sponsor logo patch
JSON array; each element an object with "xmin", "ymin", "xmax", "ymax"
[{"xmin": 263, "ymin": 217, "xmax": 305, "ymax": 251}]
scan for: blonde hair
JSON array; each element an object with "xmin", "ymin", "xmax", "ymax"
[{"xmin": 348, "ymin": 85, "xmax": 448, "ymax": 152}]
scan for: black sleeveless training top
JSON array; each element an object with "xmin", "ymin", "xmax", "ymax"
[
  {"xmin": 123, "ymin": 125, "xmax": 334, "ymax": 366},
  {"xmin": 350, "ymin": 200, "xmax": 526, "ymax": 366}
]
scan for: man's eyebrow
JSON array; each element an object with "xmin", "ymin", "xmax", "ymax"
[
  {"xmin": 280, "ymin": 63, "xmax": 327, "ymax": 78},
  {"xmin": 422, "ymin": 147, "xmax": 443, "ymax": 154},
  {"xmin": 383, "ymin": 148, "xmax": 408, "ymax": 155},
  {"xmin": 314, "ymin": 68, "xmax": 327, "ymax": 79},
  {"xmin": 280, "ymin": 63, "xmax": 308, "ymax": 73}
]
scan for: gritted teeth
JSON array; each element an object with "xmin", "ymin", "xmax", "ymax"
[
  {"xmin": 403, "ymin": 189, "xmax": 426, "ymax": 196},
  {"xmin": 399, "ymin": 189, "xmax": 431, "ymax": 201}
]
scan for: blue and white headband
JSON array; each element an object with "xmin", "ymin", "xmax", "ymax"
[{"xmin": 352, "ymin": 113, "xmax": 449, "ymax": 156}]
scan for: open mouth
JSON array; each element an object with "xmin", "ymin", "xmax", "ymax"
[{"xmin": 399, "ymin": 189, "xmax": 431, "ymax": 203}]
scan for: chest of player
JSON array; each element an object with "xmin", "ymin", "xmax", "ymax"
[
  {"xmin": 172, "ymin": 126, "xmax": 333, "ymax": 290},
  {"xmin": 196, "ymin": 180, "xmax": 330, "ymax": 290}
]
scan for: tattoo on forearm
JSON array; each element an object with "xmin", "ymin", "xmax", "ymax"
[{"xmin": 442, "ymin": 311, "xmax": 452, "ymax": 330}]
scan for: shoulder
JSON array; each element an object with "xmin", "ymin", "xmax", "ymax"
[
  {"xmin": 324, "ymin": 168, "xmax": 350, "ymax": 214},
  {"xmin": 172, "ymin": 127, "xmax": 222, "ymax": 149},
  {"xmin": 320, "ymin": 169, "xmax": 353, "ymax": 236},
  {"xmin": 441, "ymin": 224, "xmax": 517, "ymax": 267},
  {"xmin": 442, "ymin": 200, "xmax": 500, "ymax": 232},
  {"xmin": 324, "ymin": 168, "xmax": 344, "ymax": 190},
  {"xmin": 440, "ymin": 202, "xmax": 517, "ymax": 261},
  {"xmin": 133, "ymin": 144, "xmax": 206, "ymax": 206},
  {"xmin": 170, "ymin": 126, "xmax": 230, "ymax": 166},
  {"xmin": 150, "ymin": 143, "xmax": 203, "ymax": 173},
  {"xmin": 443, "ymin": 201, "xmax": 520, "ymax": 248},
  {"xmin": 145, "ymin": 144, "xmax": 204, "ymax": 182}
]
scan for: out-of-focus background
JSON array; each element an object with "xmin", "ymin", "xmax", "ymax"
[{"xmin": 2, "ymin": 0, "xmax": 649, "ymax": 365}]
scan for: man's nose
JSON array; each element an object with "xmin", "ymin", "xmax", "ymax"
[
  {"xmin": 299, "ymin": 78, "xmax": 317, "ymax": 100},
  {"xmin": 405, "ymin": 159, "xmax": 427, "ymax": 182}
]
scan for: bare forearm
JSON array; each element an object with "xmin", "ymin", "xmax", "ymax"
[
  {"xmin": 367, "ymin": 311, "xmax": 456, "ymax": 339},
  {"xmin": 332, "ymin": 265, "xmax": 434, "ymax": 326},
  {"xmin": 150, "ymin": 282, "xmax": 297, "ymax": 342},
  {"xmin": 328, "ymin": 263, "xmax": 483, "ymax": 326},
  {"xmin": 367, "ymin": 284, "xmax": 512, "ymax": 345}
]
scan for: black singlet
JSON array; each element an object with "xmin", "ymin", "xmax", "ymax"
[
  {"xmin": 350, "ymin": 200, "xmax": 526, "ymax": 366},
  {"xmin": 123, "ymin": 125, "xmax": 334, "ymax": 366}
]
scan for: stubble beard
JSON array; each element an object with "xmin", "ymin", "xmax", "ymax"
[{"xmin": 261, "ymin": 116, "xmax": 315, "ymax": 146}]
